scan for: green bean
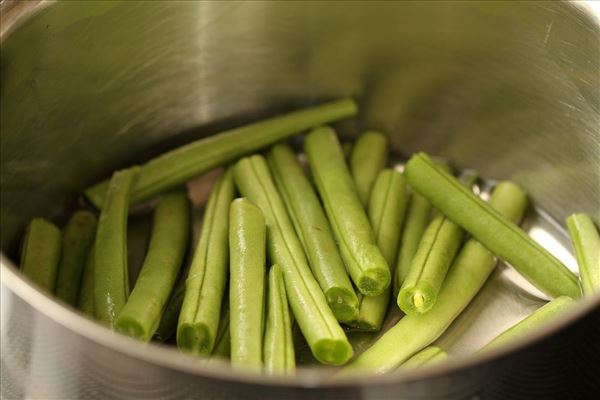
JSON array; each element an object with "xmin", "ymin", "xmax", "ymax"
[
  {"xmin": 155, "ymin": 275, "xmax": 186, "ymax": 341},
  {"xmin": 211, "ymin": 308, "xmax": 231, "ymax": 360},
  {"xmin": 404, "ymin": 152, "xmax": 580, "ymax": 299},
  {"xmin": 305, "ymin": 127, "xmax": 390, "ymax": 296},
  {"xmin": 400, "ymin": 346, "xmax": 448, "ymax": 369},
  {"xmin": 353, "ymin": 169, "xmax": 407, "ymax": 331},
  {"xmin": 267, "ymin": 144, "xmax": 358, "ymax": 323},
  {"xmin": 55, "ymin": 211, "xmax": 98, "ymax": 305},
  {"xmin": 78, "ymin": 245, "xmax": 96, "ymax": 317},
  {"xmin": 229, "ymin": 198, "xmax": 266, "ymax": 371},
  {"xmin": 393, "ymin": 193, "xmax": 433, "ymax": 296},
  {"xmin": 94, "ymin": 167, "xmax": 139, "ymax": 327},
  {"xmin": 350, "ymin": 131, "xmax": 389, "ymax": 206},
  {"xmin": 479, "ymin": 296, "xmax": 574, "ymax": 352},
  {"xmin": 233, "ymin": 155, "xmax": 352, "ymax": 365},
  {"xmin": 341, "ymin": 181, "xmax": 528, "ymax": 374},
  {"xmin": 566, "ymin": 213, "xmax": 600, "ymax": 296},
  {"xmin": 397, "ymin": 215, "xmax": 462, "ymax": 315},
  {"xmin": 20, "ymin": 218, "xmax": 62, "ymax": 292},
  {"xmin": 264, "ymin": 264, "xmax": 295, "ymax": 375},
  {"xmin": 116, "ymin": 191, "xmax": 190, "ymax": 341},
  {"xmin": 178, "ymin": 169, "xmax": 235, "ymax": 355},
  {"xmin": 84, "ymin": 99, "xmax": 357, "ymax": 208}
]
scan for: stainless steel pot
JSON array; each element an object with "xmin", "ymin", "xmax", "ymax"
[{"xmin": 1, "ymin": 1, "xmax": 599, "ymax": 399}]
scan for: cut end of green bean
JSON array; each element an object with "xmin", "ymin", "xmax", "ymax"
[
  {"xmin": 115, "ymin": 316, "xmax": 149, "ymax": 342},
  {"xmin": 325, "ymin": 287, "xmax": 360, "ymax": 323},
  {"xmin": 313, "ymin": 338, "xmax": 353, "ymax": 366},
  {"xmin": 358, "ymin": 267, "xmax": 391, "ymax": 297},
  {"xmin": 398, "ymin": 284, "xmax": 435, "ymax": 315},
  {"xmin": 177, "ymin": 323, "xmax": 213, "ymax": 356}
]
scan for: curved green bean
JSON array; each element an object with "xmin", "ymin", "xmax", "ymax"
[
  {"xmin": 479, "ymin": 296, "xmax": 574, "ymax": 352},
  {"xmin": 566, "ymin": 213, "xmax": 599, "ymax": 296},
  {"xmin": 267, "ymin": 144, "xmax": 358, "ymax": 323},
  {"xmin": 78, "ymin": 245, "xmax": 96, "ymax": 317},
  {"xmin": 400, "ymin": 346, "xmax": 448, "ymax": 369},
  {"xmin": 178, "ymin": 169, "xmax": 235, "ymax": 355},
  {"xmin": 264, "ymin": 264, "xmax": 295, "ymax": 375},
  {"xmin": 350, "ymin": 131, "xmax": 389, "ymax": 206},
  {"xmin": 305, "ymin": 127, "xmax": 390, "ymax": 297},
  {"xmin": 353, "ymin": 169, "xmax": 407, "ymax": 331},
  {"xmin": 397, "ymin": 215, "xmax": 462, "ymax": 315},
  {"xmin": 233, "ymin": 155, "xmax": 352, "ymax": 366},
  {"xmin": 404, "ymin": 152, "xmax": 580, "ymax": 299},
  {"xmin": 393, "ymin": 193, "xmax": 433, "ymax": 296},
  {"xmin": 94, "ymin": 167, "xmax": 139, "ymax": 327},
  {"xmin": 229, "ymin": 198, "xmax": 266, "ymax": 371},
  {"xmin": 342, "ymin": 181, "xmax": 528, "ymax": 374},
  {"xmin": 21, "ymin": 218, "xmax": 62, "ymax": 292},
  {"xmin": 55, "ymin": 211, "xmax": 98, "ymax": 305},
  {"xmin": 116, "ymin": 191, "xmax": 190, "ymax": 341},
  {"xmin": 85, "ymin": 99, "xmax": 357, "ymax": 208}
]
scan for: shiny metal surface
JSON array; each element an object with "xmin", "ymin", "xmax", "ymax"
[{"xmin": 1, "ymin": 1, "xmax": 599, "ymax": 399}]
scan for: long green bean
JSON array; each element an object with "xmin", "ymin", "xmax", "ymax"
[
  {"xmin": 55, "ymin": 211, "xmax": 98, "ymax": 305},
  {"xmin": 350, "ymin": 131, "xmax": 389, "ymax": 206},
  {"xmin": 397, "ymin": 215, "xmax": 462, "ymax": 315},
  {"xmin": 84, "ymin": 99, "xmax": 357, "ymax": 208},
  {"xmin": 341, "ymin": 181, "xmax": 528, "ymax": 374},
  {"xmin": 94, "ymin": 167, "xmax": 139, "ymax": 327},
  {"xmin": 267, "ymin": 144, "xmax": 358, "ymax": 323},
  {"xmin": 229, "ymin": 198, "xmax": 266, "ymax": 371},
  {"xmin": 400, "ymin": 346, "xmax": 448, "ymax": 369},
  {"xmin": 78, "ymin": 245, "xmax": 96, "ymax": 317},
  {"xmin": 393, "ymin": 193, "xmax": 433, "ymax": 296},
  {"xmin": 479, "ymin": 296, "xmax": 574, "ymax": 351},
  {"xmin": 264, "ymin": 264, "xmax": 295, "ymax": 375},
  {"xmin": 178, "ymin": 169, "xmax": 235, "ymax": 355},
  {"xmin": 20, "ymin": 218, "xmax": 62, "ymax": 292},
  {"xmin": 404, "ymin": 152, "xmax": 580, "ymax": 299},
  {"xmin": 353, "ymin": 169, "xmax": 407, "ymax": 331},
  {"xmin": 116, "ymin": 191, "xmax": 190, "ymax": 341},
  {"xmin": 233, "ymin": 155, "xmax": 352, "ymax": 365},
  {"xmin": 566, "ymin": 213, "xmax": 599, "ymax": 296},
  {"xmin": 305, "ymin": 127, "xmax": 390, "ymax": 297}
]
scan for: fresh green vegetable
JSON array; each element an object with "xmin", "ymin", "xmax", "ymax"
[
  {"xmin": 305, "ymin": 127, "xmax": 390, "ymax": 297},
  {"xmin": 393, "ymin": 193, "xmax": 432, "ymax": 296},
  {"xmin": 55, "ymin": 211, "xmax": 98, "ymax": 305},
  {"xmin": 264, "ymin": 264, "xmax": 295, "ymax": 375},
  {"xmin": 233, "ymin": 155, "xmax": 352, "ymax": 366},
  {"xmin": 94, "ymin": 167, "xmax": 139, "ymax": 327},
  {"xmin": 178, "ymin": 169, "xmax": 235, "ymax": 355},
  {"xmin": 341, "ymin": 181, "xmax": 528, "ymax": 374},
  {"xmin": 229, "ymin": 198, "xmax": 266, "ymax": 371},
  {"xmin": 155, "ymin": 274, "xmax": 186, "ymax": 341},
  {"xmin": 267, "ymin": 144, "xmax": 358, "ymax": 323},
  {"xmin": 353, "ymin": 169, "xmax": 407, "ymax": 331},
  {"xmin": 78, "ymin": 245, "xmax": 96, "ymax": 317},
  {"xmin": 116, "ymin": 191, "xmax": 190, "ymax": 341},
  {"xmin": 566, "ymin": 213, "xmax": 600, "ymax": 296},
  {"xmin": 480, "ymin": 296, "xmax": 574, "ymax": 351},
  {"xmin": 20, "ymin": 218, "xmax": 62, "ymax": 292},
  {"xmin": 84, "ymin": 99, "xmax": 358, "ymax": 208},
  {"xmin": 404, "ymin": 152, "xmax": 580, "ymax": 299},
  {"xmin": 397, "ymin": 215, "xmax": 462, "ymax": 315},
  {"xmin": 350, "ymin": 131, "xmax": 389, "ymax": 206},
  {"xmin": 400, "ymin": 346, "xmax": 448, "ymax": 369}
]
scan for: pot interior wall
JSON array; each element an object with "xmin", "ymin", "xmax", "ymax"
[{"xmin": 1, "ymin": 2, "xmax": 599, "ymax": 262}]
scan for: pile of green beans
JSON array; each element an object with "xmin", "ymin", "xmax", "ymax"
[{"xmin": 18, "ymin": 99, "xmax": 595, "ymax": 376}]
